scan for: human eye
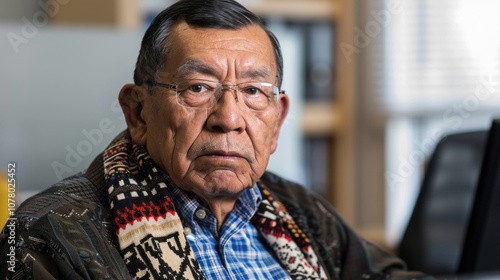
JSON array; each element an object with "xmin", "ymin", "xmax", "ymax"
[
  {"xmin": 184, "ymin": 82, "xmax": 213, "ymax": 94},
  {"xmin": 239, "ymin": 82, "xmax": 276, "ymax": 111},
  {"xmin": 177, "ymin": 80, "xmax": 218, "ymax": 108},
  {"xmin": 244, "ymin": 87, "xmax": 262, "ymax": 95},
  {"xmin": 240, "ymin": 83, "xmax": 268, "ymax": 96}
]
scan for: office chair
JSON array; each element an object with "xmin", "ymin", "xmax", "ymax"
[
  {"xmin": 459, "ymin": 119, "xmax": 500, "ymax": 274},
  {"xmin": 398, "ymin": 130, "xmax": 488, "ymax": 275}
]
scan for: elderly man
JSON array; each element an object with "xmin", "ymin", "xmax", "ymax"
[{"xmin": 1, "ymin": 0, "xmax": 431, "ymax": 279}]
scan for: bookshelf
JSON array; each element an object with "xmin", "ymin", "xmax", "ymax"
[
  {"xmin": 302, "ymin": 102, "xmax": 339, "ymax": 135},
  {"xmin": 248, "ymin": 0, "xmax": 358, "ymax": 226},
  {"xmin": 51, "ymin": 0, "xmax": 141, "ymax": 29},
  {"xmin": 244, "ymin": 0, "xmax": 338, "ymax": 21}
]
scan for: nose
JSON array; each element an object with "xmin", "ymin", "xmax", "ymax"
[
  {"xmin": 206, "ymin": 87, "xmax": 245, "ymax": 133},
  {"xmin": 219, "ymin": 85, "xmax": 238, "ymax": 102}
]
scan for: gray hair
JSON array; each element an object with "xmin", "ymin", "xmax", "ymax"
[{"xmin": 133, "ymin": 0, "xmax": 283, "ymax": 92}]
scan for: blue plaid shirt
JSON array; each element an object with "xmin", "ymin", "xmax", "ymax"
[{"xmin": 166, "ymin": 183, "xmax": 291, "ymax": 280}]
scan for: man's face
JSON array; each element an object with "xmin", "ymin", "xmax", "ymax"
[{"xmin": 137, "ymin": 21, "xmax": 288, "ymax": 199}]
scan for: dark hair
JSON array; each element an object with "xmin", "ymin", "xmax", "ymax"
[{"xmin": 133, "ymin": 0, "xmax": 283, "ymax": 91}]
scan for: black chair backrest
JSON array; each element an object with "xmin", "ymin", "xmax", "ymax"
[
  {"xmin": 459, "ymin": 119, "xmax": 500, "ymax": 273},
  {"xmin": 398, "ymin": 130, "xmax": 489, "ymax": 275}
]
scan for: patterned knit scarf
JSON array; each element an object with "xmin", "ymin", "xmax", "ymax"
[{"xmin": 104, "ymin": 131, "xmax": 327, "ymax": 279}]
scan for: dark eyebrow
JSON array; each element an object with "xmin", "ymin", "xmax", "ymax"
[{"xmin": 175, "ymin": 60, "xmax": 220, "ymax": 80}]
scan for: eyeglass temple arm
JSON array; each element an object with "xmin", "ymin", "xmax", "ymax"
[{"xmin": 142, "ymin": 82, "xmax": 177, "ymax": 90}]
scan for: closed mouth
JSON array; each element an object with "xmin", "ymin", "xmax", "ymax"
[{"xmin": 198, "ymin": 150, "xmax": 247, "ymax": 161}]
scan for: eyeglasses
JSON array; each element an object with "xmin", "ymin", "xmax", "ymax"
[{"xmin": 144, "ymin": 79, "xmax": 285, "ymax": 111}]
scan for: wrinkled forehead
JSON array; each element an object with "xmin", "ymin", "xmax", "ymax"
[{"xmin": 162, "ymin": 21, "xmax": 278, "ymax": 82}]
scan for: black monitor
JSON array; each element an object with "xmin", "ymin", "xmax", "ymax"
[{"xmin": 458, "ymin": 119, "xmax": 500, "ymax": 273}]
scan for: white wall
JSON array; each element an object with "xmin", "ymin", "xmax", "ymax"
[{"xmin": 0, "ymin": 24, "xmax": 141, "ymax": 191}]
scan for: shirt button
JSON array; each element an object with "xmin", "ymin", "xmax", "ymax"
[
  {"xmin": 195, "ymin": 209, "xmax": 207, "ymax": 220},
  {"xmin": 184, "ymin": 227, "xmax": 192, "ymax": 236}
]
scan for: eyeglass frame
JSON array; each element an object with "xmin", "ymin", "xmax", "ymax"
[{"xmin": 142, "ymin": 79, "xmax": 286, "ymax": 111}]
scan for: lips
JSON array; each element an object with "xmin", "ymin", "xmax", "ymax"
[
  {"xmin": 189, "ymin": 140, "xmax": 252, "ymax": 163},
  {"xmin": 199, "ymin": 150, "xmax": 245, "ymax": 159}
]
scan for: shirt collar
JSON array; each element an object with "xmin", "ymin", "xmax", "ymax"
[
  {"xmin": 160, "ymin": 176, "xmax": 262, "ymax": 225},
  {"xmin": 234, "ymin": 184, "xmax": 262, "ymax": 220}
]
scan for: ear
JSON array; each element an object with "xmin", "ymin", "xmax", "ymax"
[
  {"xmin": 118, "ymin": 83, "xmax": 148, "ymax": 146},
  {"xmin": 270, "ymin": 93, "xmax": 290, "ymax": 154}
]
